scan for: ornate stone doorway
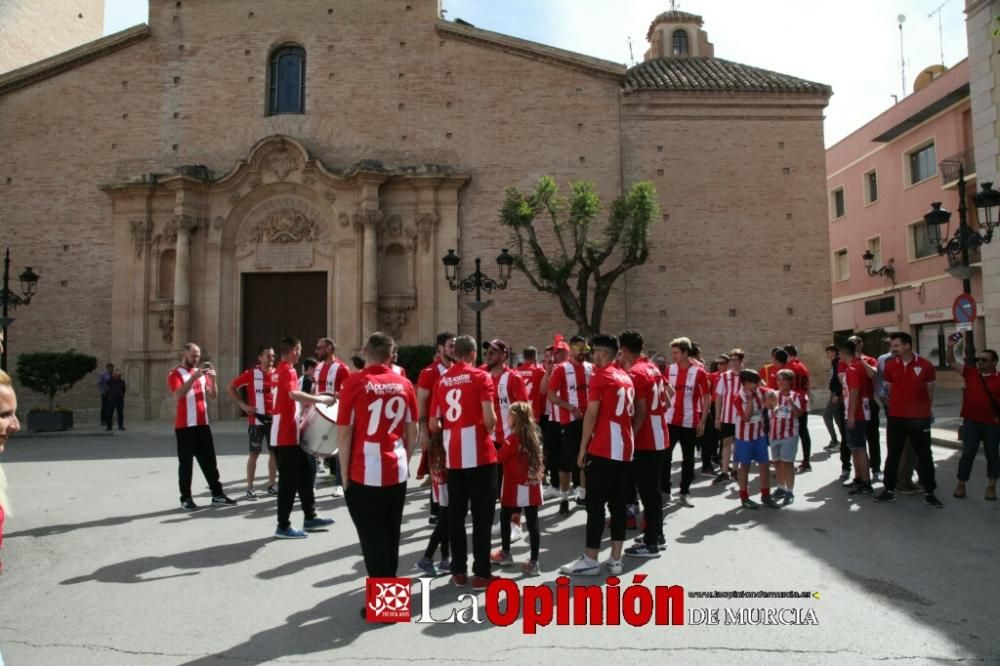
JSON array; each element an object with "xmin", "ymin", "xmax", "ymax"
[{"xmin": 104, "ymin": 135, "xmax": 468, "ymax": 420}]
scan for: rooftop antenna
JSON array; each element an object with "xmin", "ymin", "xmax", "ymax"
[
  {"xmin": 628, "ymin": 36, "xmax": 636, "ymax": 66},
  {"xmin": 669, "ymin": 0, "xmax": 679, "ymax": 11},
  {"xmin": 898, "ymin": 14, "xmax": 907, "ymax": 97},
  {"xmin": 928, "ymin": 0, "xmax": 952, "ymax": 68}
]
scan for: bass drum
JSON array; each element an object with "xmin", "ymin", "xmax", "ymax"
[{"xmin": 300, "ymin": 400, "xmax": 339, "ymax": 459}]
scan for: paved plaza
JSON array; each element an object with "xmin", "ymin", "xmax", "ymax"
[{"xmin": 1, "ymin": 420, "xmax": 998, "ymax": 665}]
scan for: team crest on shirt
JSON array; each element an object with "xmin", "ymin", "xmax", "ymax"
[{"xmin": 913, "ymin": 367, "xmax": 922, "ymax": 376}]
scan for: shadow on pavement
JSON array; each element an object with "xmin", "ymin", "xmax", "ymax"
[
  {"xmin": 60, "ymin": 537, "xmax": 272, "ymax": 584},
  {"xmin": 177, "ymin": 589, "xmax": 386, "ymax": 665}
]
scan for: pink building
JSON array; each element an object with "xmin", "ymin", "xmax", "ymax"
[{"xmin": 827, "ymin": 59, "xmax": 983, "ymax": 373}]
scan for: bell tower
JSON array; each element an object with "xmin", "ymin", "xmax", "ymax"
[{"xmin": 644, "ymin": 6, "xmax": 714, "ymax": 61}]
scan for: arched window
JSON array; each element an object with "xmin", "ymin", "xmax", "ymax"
[
  {"xmin": 672, "ymin": 29, "xmax": 689, "ymax": 56},
  {"xmin": 268, "ymin": 45, "xmax": 305, "ymax": 114}
]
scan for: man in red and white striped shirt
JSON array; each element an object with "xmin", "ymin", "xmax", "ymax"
[
  {"xmin": 663, "ymin": 337, "xmax": 710, "ymax": 507},
  {"xmin": 336, "ymin": 333, "xmax": 418, "ymax": 613},
  {"xmin": 313, "ymin": 337, "xmax": 350, "ymax": 396},
  {"xmin": 547, "ymin": 335, "xmax": 594, "ymax": 515},
  {"xmin": 429, "ymin": 335, "xmax": 498, "ymax": 589},
  {"xmin": 515, "ymin": 347, "xmax": 547, "ymax": 423},
  {"xmin": 415, "ymin": 332, "xmax": 456, "ymax": 526},
  {"xmin": 560, "ymin": 334, "xmax": 635, "ymax": 576},
  {"xmin": 313, "ymin": 338, "xmax": 349, "ymax": 494},
  {"xmin": 227, "ymin": 346, "xmax": 278, "ymax": 501},
  {"xmin": 271, "ymin": 337, "xmax": 337, "ymax": 540},
  {"xmin": 537, "ymin": 345, "xmax": 563, "ymax": 499},
  {"xmin": 713, "ymin": 348, "xmax": 745, "ymax": 485},
  {"xmin": 167, "ymin": 343, "xmax": 234, "ymax": 510},
  {"xmin": 618, "ymin": 330, "xmax": 672, "ymax": 558}
]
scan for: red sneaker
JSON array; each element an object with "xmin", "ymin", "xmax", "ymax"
[
  {"xmin": 471, "ymin": 575, "xmax": 502, "ymax": 590},
  {"xmin": 451, "ymin": 574, "xmax": 468, "ymax": 587}
]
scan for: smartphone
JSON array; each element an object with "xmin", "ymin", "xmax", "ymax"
[
  {"xmin": 949, "ymin": 332, "xmax": 963, "ymax": 343},
  {"xmin": 200, "ymin": 361, "xmax": 213, "ymax": 370}
]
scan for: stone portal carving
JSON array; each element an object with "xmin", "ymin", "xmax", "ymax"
[
  {"xmin": 244, "ymin": 209, "xmax": 322, "ymax": 244},
  {"xmin": 130, "ymin": 219, "xmax": 152, "ymax": 257},
  {"xmin": 157, "ymin": 309, "xmax": 174, "ymax": 344}
]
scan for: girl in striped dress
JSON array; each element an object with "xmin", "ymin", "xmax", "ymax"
[
  {"xmin": 491, "ymin": 402, "xmax": 545, "ymax": 575},
  {"xmin": 415, "ymin": 430, "xmax": 449, "ymax": 576}
]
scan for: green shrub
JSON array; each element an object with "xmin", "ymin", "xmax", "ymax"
[
  {"xmin": 16, "ymin": 350, "xmax": 98, "ymax": 411},
  {"xmin": 395, "ymin": 345, "xmax": 437, "ymax": 381}
]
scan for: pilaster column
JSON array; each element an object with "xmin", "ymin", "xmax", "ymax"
[
  {"xmin": 172, "ymin": 214, "xmax": 197, "ymax": 348},
  {"xmin": 359, "ymin": 208, "xmax": 382, "ymax": 336}
]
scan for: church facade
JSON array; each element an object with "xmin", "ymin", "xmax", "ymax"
[{"xmin": 0, "ymin": 2, "xmax": 833, "ymax": 419}]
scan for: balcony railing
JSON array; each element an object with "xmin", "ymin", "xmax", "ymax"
[{"xmin": 940, "ymin": 147, "xmax": 976, "ymax": 184}]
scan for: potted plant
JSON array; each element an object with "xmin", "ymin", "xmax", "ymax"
[{"xmin": 16, "ymin": 350, "xmax": 97, "ymax": 432}]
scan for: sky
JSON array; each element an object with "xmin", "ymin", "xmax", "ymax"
[{"xmin": 103, "ymin": 0, "xmax": 970, "ymax": 147}]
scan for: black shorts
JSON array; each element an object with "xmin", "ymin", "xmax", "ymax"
[
  {"xmin": 559, "ymin": 420, "xmax": 583, "ymax": 473},
  {"xmin": 248, "ymin": 424, "xmax": 272, "ymax": 453},
  {"xmin": 719, "ymin": 422, "xmax": 736, "ymax": 439}
]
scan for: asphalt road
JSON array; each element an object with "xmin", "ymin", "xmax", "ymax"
[{"xmin": 0, "ymin": 420, "xmax": 997, "ymax": 665}]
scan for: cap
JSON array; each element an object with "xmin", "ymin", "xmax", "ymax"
[{"xmin": 552, "ymin": 334, "xmax": 570, "ymax": 352}]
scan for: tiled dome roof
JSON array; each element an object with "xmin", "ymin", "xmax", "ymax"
[{"xmin": 624, "ymin": 57, "xmax": 832, "ymax": 95}]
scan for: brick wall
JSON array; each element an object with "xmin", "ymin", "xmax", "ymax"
[{"xmin": 0, "ymin": 0, "xmax": 105, "ymax": 73}]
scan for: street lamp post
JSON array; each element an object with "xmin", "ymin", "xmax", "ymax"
[
  {"xmin": 922, "ymin": 167, "xmax": 1000, "ymax": 366},
  {"xmin": 442, "ymin": 248, "xmax": 514, "ymax": 348},
  {"xmin": 0, "ymin": 247, "xmax": 41, "ymax": 371}
]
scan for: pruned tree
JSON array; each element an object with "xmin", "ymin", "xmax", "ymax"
[{"xmin": 499, "ymin": 176, "xmax": 660, "ymax": 336}]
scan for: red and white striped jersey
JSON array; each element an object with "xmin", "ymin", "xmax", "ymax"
[
  {"xmin": 498, "ymin": 433, "xmax": 544, "ymax": 508},
  {"xmin": 336, "ymin": 364, "xmax": 417, "ymax": 487},
  {"xmin": 168, "ymin": 366, "xmax": 210, "ymax": 430},
  {"xmin": 586, "ymin": 365, "xmax": 636, "ymax": 462},
  {"xmin": 788, "ymin": 359, "xmax": 811, "ymax": 409},
  {"xmin": 431, "ymin": 477, "xmax": 449, "ymax": 507},
  {"xmin": 844, "ymin": 358, "xmax": 874, "ymax": 421},
  {"xmin": 431, "ymin": 362, "xmax": 497, "ymax": 469},
  {"xmin": 770, "ymin": 391, "xmax": 803, "ymax": 439},
  {"xmin": 417, "ymin": 357, "xmax": 449, "ymax": 393},
  {"xmin": 629, "ymin": 358, "xmax": 670, "ymax": 452},
  {"xmin": 314, "ymin": 358, "xmax": 349, "ymax": 395},
  {"xmin": 491, "ymin": 368, "xmax": 528, "ymax": 445},
  {"xmin": 548, "ymin": 360, "xmax": 594, "ymax": 425},
  {"xmin": 515, "ymin": 362, "xmax": 547, "ymax": 422},
  {"xmin": 665, "ymin": 363, "xmax": 710, "ymax": 428},
  {"xmin": 271, "ymin": 361, "xmax": 302, "ymax": 447},
  {"xmin": 229, "ymin": 366, "xmax": 276, "ymax": 425},
  {"xmin": 734, "ymin": 387, "xmax": 772, "ymax": 441},
  {"xmin": 714, "ymin": 369, "xmax": 742, "ymax": 425}
]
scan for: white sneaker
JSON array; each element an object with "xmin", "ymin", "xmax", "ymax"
[
  {"xmin": 559, "ymin": 556, "xmax": 601, "ymax": 576},
  {"xmin": 331, "ymin": 485, "xmax": 344, "ymax": 498},
  {"xmin": 543, "ymin": 485, "xmax": 562, "ymax": 500},
  {"xmin": 604, "ymin": 558, "xmax": 624, "ymax": 575},
  {"xmin": 678, "ymin": 494, "xmax": 693, "ymax": 508},
  {"xmin": 509, "ymin": 523, "xmax": 523, "ymax": 543}
]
